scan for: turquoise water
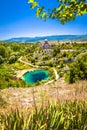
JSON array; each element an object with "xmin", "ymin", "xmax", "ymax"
[{"xmin": 23, "ymin": 70, "xmax": 50, "ymax": 84}]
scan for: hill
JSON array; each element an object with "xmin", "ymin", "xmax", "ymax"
[{"xmin": 4, "ymin": 35, "xmax": 87, "ymax": 43}]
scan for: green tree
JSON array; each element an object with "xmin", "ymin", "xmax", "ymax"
[
  {"xmin": 53, "ymin": 47, "xmax": 60, "ymax": 57},
  {"xmin": 31, "ymin": 58, "xmax": 35, "ymax": 64},
  {"xmin": 65, "ymin": 54, "xmax": 87, "ymax": 83},
  {"xmin": 0, "ymin": 56, "xmax": 3, "ymax": 64},
  {"xmin": 0, "ymin": 46, "xmax": 6, "ymax": 58},
  {"xmin": 11, "ymin": 43, "xmax": 21, "ymax": 52},
  {"xmin": 28, "ymin": 0, "xmax": 87, "ymax": 24},
  {"xmin": 48, "ymin": 61, "xmax": 54, "ymax": 67},
  {"xmin": 43, "ymin": 55, "xmax": 49, "ymax": 60},
  {"xmin": 9, "ymin": 55, "xmax": 17, "ymax": 64}
]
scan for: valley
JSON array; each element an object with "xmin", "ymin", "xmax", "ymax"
[{"xmin": 0, "ymin": 40, "xmax": 87, "ymax": 108}]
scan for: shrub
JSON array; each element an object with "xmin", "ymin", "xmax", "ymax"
[
  {"xmin": 9, "ymin": 55, "xmax": 17, "ymax": 64},
  {"xmin": 0, "ymin": 56, "xmax": 3, "ymax": 64},
  {"xmin": 11, "ymin": 43, "xmax": 21, "ymax": 52},
  {"xmin": 0, "ymin": 45, "xmax": 6, "ymax": 58},
  {"xmin": 65, "ymin": 54, "xmax": 87, "ymax": 83},
  {"xmin": 48, "ymin": 62, "xmax": 54, "ymax": 67}
]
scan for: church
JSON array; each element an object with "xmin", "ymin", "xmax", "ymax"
[{"xmin": 41, "ymin": 39, "xmax": 52, "ymax": 49}]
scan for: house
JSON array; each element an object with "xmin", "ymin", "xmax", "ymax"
[{"xmin": 41, "ymin": 39, "xmax": 52, "ymax": 49}]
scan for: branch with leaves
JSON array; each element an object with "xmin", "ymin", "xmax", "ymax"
[{"xmin": 28, "ymin": 0, "xmax": 87, "ymax": 24}]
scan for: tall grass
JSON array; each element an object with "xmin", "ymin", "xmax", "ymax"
[{"xmin": 0, "ymin": 101, "xmax": 87, "ymax": 130}]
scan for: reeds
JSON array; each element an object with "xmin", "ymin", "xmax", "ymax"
[{"xmin": 0, "ymin": 100, "xmax": 87, "ymax": 130}]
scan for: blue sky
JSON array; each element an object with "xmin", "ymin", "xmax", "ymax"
[{"xmin": 0, "ymin": 0, "xmax": 87, "ymax": 40}]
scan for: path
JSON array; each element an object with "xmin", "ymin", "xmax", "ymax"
[
  {"xmin": 18, "ymin": 57, "xmax": 39, "ymax": 68},
  {"xmin": 53, "ymin": 68, "xmax": 59, "ymax": 80}
]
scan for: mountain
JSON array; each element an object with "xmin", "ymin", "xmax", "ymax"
[{"xmin": 4, "ymin": 35, "xmax": 87, "ymax": 43}]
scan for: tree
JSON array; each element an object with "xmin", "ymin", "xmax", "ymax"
[
  {"xmin": 9, "ymin": 55, "xmax": 17, "ymax": 64},
  {"xmin": 0, "ymin": 56, "xmax": 3, "ymax": 64},
  {"xmin": 65, "ymin": 54, "xmax": 87, "ymax": 83},
  {"xmin": 28, "ymin": 0, "xmax": 87, "ymax": 24},
  {"xmin": 53, "ymin": 47, "xmax": 60, "ymax": 57},
  {"xmin": 0, "ymin": 46, "xmax": 6, "ymax": 58},
  {"xmin": 42, "ymin": 55, "xmax": 49, "ymax": 60},
  {"xmin": 11, "ymin": 43, "xmax": 21, "ymax": 52}
]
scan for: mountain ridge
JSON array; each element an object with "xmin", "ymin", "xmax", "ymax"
[{"xmin": 3, "ymin": 34, "xmax": 87, "ymax": 43}]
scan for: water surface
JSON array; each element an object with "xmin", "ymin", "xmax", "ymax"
[{"xmin": 23, "ymin": 69, "xmax": 50, "ymax": 84}]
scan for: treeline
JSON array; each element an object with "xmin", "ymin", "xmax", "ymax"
[{"xmin": 0, "ymin": 42, "xmax": 40, "ymax": 64}]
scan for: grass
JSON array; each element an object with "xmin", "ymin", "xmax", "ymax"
[
  {"xmin": 0, "ymin": 95, "xmax": 7, "ymax": 108},
  {"xmin": 0, "ymin": 100, "xmax": 87, "ymax": 130},
  {"xmin": 9, "ymin": 61, "xmax": 32, "ymax": 70}
]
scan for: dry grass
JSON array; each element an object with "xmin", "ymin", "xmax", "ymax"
[{"xmin": 0, "ymin": 79, "xmax": 87, "ymax": 113}]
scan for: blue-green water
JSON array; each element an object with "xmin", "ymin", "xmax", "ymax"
[{"xmin": 23, "ymin": 70, "xmax": 50, "ymax": 84}]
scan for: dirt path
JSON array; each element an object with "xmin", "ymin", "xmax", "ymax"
[
  {"xmin": 44, "ymin": 68, "xmax": 59, "ymax": 85},
  {"xmin": 53, "ymin": 68, "xmax": 59, "ymax": 80},
  {"xmin": 18, "ymin": 56, "xmax": 39, "ymax": 68}
]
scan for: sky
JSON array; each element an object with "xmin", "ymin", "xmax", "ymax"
[{"xmin": 0, "ymin": 0, "xmax": 87, "ymax": 40}]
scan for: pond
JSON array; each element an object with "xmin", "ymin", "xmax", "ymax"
[{"xmin": 23, "ymin": 69, "xmax": 50, "ymax": 84}]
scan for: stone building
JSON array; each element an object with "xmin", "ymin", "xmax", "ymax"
[{"xmin": 41, "ymin": 39, "xmax": 51, "ymax": 49}]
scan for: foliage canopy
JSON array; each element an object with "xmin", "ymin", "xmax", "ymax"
[{"xmin": 28, "ymin": 0, "xmax": 87, "ymax": 24}]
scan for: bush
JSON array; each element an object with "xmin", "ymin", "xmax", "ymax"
[
  {"xmin": 53, "ymin": 47, "xmax": 60, "ymax": 57},
  {"xmin": 65, "ymin": 54, "xmax": 87, "ymax": 83},
  {"xmin": 11, "ymin": 43, "xmax": 21, "ymax": 52},
  {"xmin": 0, "ymin": 45, "xmax": 6, "ymax": 58},
  {"xmin": 0, "ymin": 56, "xmax": 3, "ymax": 64},
  {"xmin": 48, "ymin": 62, "xmax": 54, "ymax": 67},
  {"xmin": 9, "ymin": 55, "xmax": 17, "ymax": 64}
]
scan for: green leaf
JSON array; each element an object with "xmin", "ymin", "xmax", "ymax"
[
  {"xmin": 30, "ymin": 2, "xmax": 38, "ymax": 9},
  {"xmin": 28, "ymin": 0, "xmax": 34, "ymax": 3},
  {"xmin": 28, "ymin": 0, "xmax": 87, "ymax": 24},
  {"xmin": 41, "ymin": 12, "xmax": 46, "ymax": 18},
  {"xmin": 13, "ymin": 121, "xmax": 17, "ymax": 130},
  {"xmin": 36, "ymin": 7, "xmax": 44, "ymax": 17}
]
